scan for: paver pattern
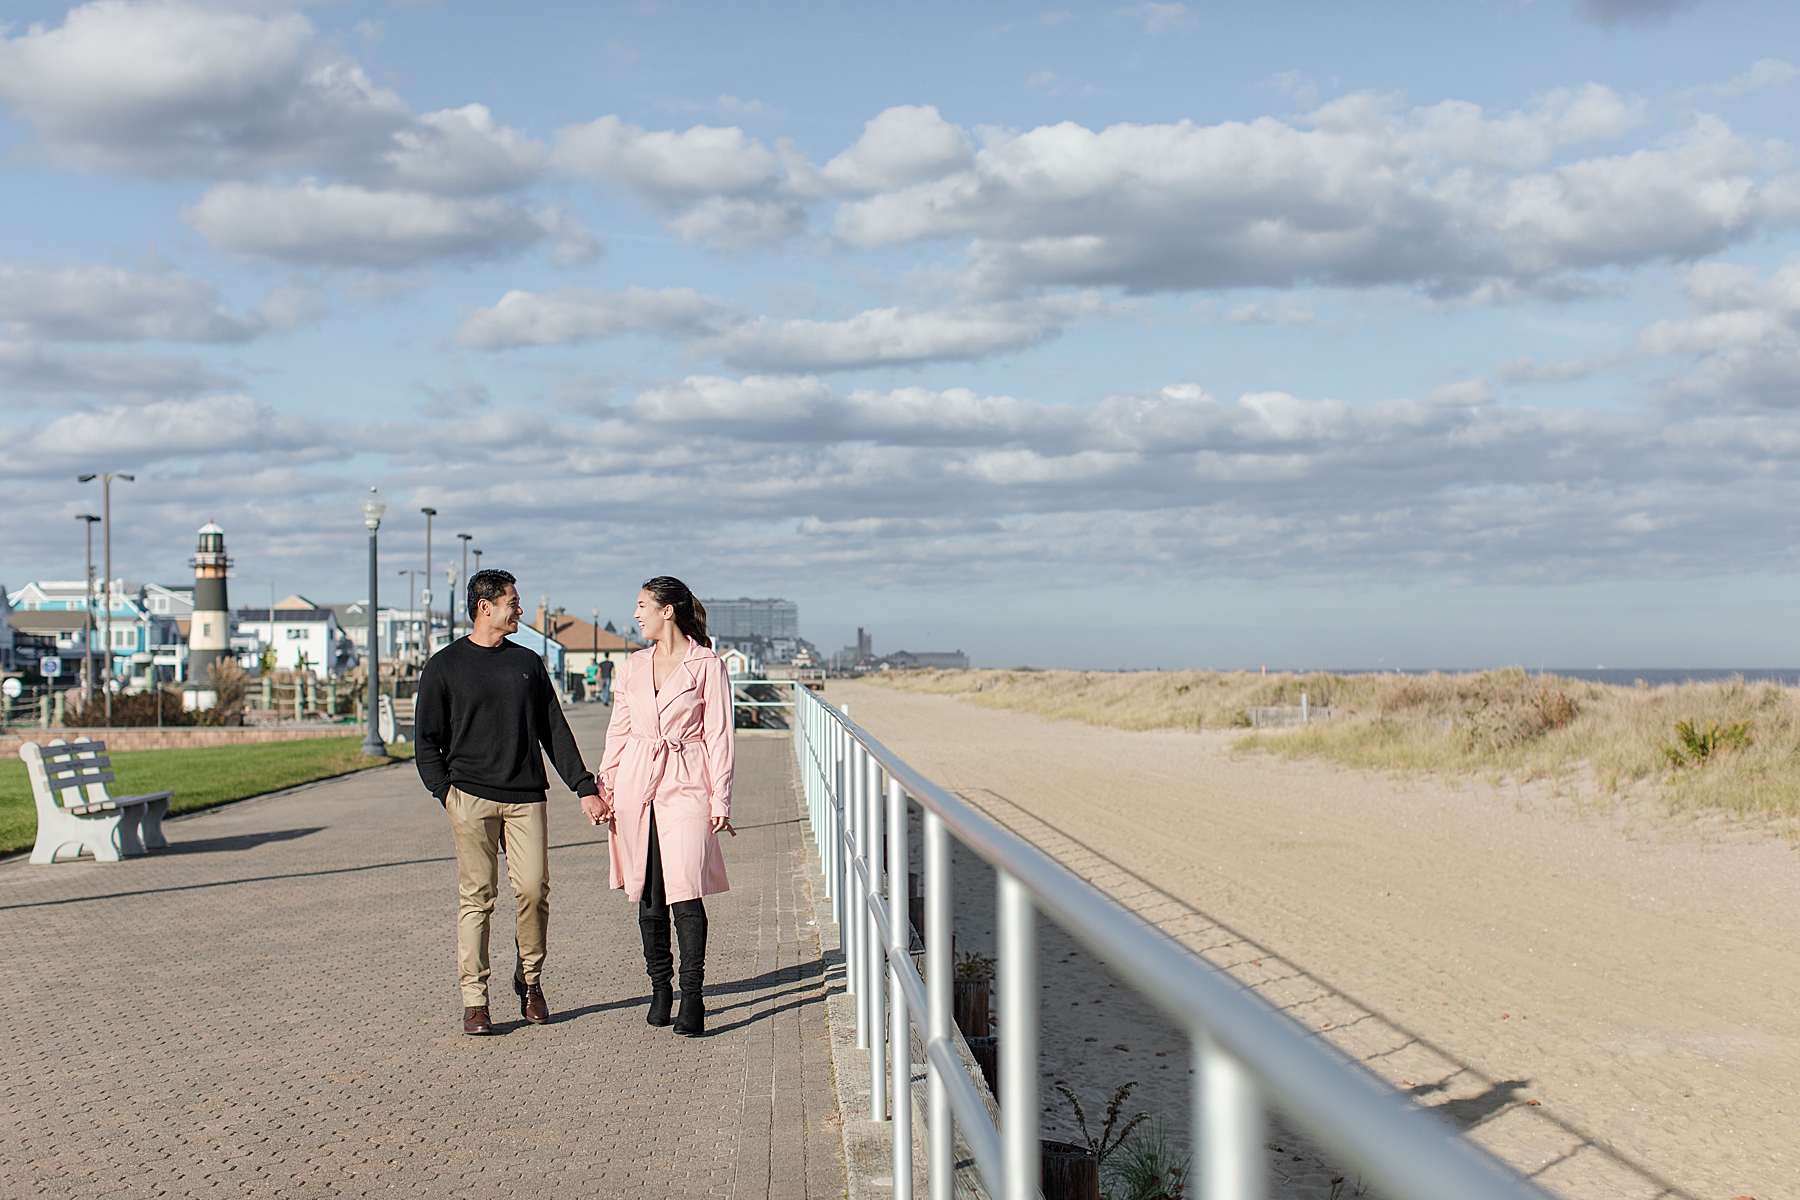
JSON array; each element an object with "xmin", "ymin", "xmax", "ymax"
[{"xmin": 0, "ymin": 709, "xmax": 843, "ymax": 1199}]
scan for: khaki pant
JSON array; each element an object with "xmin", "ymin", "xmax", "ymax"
[{"xmin": 445, "ymin": 786, "xmax": 549, "ymax": 1006}]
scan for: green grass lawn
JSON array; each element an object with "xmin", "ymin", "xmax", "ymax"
[{"xmin": 1, "ymin": 736, "xmax": 415, "ymax": 856}]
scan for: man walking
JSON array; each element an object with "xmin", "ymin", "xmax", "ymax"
[{"xmin": 415, "ymin": 568, "xmax": 601, "ymax": 1034}]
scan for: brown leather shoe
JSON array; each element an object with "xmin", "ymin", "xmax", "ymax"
[
  {"xmin": 516, "ymin": 977, "xmax": 550, "ymax": 1024},
  {"xmin": 463, "ymin": 1005, "xmax": 494, "ymax": 1035}
]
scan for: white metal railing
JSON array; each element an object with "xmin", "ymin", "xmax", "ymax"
[{"xmin": 793, "ymin": 682, "xmax": 1554, "ymax": 1200}]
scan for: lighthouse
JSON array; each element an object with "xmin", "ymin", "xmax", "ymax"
[{"xmin": 188, "ymin": 520, "xmax": 231, "ymax": 684}]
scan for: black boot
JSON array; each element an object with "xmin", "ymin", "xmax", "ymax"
[
  {"xmin": 640, "ymin": 914, "xmax": 674, "ymax": 1026},
  {"xmin": 672, "ymin": 900, "xmax": 708, "ymax": 1036}
]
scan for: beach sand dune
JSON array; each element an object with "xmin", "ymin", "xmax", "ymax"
[{"xmin": 837, "ymin": 680, "xmax": 1799, "ymax": 1200}]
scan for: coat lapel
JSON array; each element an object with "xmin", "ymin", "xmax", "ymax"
[{"xmin": 655, "ymin": 641, "xmax": 707, "ymax": 714}]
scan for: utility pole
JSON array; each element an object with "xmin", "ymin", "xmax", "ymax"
[
  {"xmin": 78, "ymin": 472, "xmax": 134, "ymax": 724},
  {"xmin": 456, "ymin": 533, "xmax": 472, "ymax": 642},
  {"xmin": 420, "ymin": 507, "xmax": 436, "ymax": 657},
  {"xmin": 75, "ymin": 514, "xmax": 100, "ymax": 707}
]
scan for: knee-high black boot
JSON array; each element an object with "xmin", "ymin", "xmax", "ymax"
[
  {"xmin": 640, "ymin": 913, "xmax": 674, "ymax": 1025},
  {"xmin": 640, "ymin": 810, "xmax": 674, "ymax": 1026},
  {"xmin": 671, "ymin": 899, "xmax": 708, "ymax": 1036}
]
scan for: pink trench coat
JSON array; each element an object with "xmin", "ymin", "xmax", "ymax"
[{"xmin": 596, "ymin": 641, "xmax": 733, "ymax": 903}]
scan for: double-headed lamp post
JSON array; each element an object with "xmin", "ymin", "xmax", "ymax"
[
  {"xmin": 361, "ymin": 487, "xmax": 388, "ymax": 758},
  {"xmin": 456, "ymin": 533, "xmax": 472, "ymax": 640},
  {"xmin": 75, "ymin": 514, "xmax": 100, "ymax": 705},
  {"xmin": 77, "ymin": 471, "xmax": 134, "ymax": 721}
]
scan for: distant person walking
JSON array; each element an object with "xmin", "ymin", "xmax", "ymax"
[
  {"xmin": 415, "ymin": 568, "xmax": 600, "ymax": 1036},
  {"xmin": 587, "ymin": 576, "xmax": 734, "ymax": 1036}
]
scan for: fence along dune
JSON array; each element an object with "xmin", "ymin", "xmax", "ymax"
[{"xmin": 862, "ymin": 667, "xmax": 1800, "ymax": 823}]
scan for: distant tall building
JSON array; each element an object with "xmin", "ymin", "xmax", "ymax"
[
  {"xmin": 188, "ymin": 521, "xmax": 231, "ymax": 681},
  {"xmin": 702, "ymin": 597, "xmax": 798, "ymax": 641}
]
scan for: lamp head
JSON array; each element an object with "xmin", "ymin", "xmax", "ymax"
[
  {"xmin": 420, "ymin": 506, "xmax": 437, "ymax": 517},
  {"xmin": 75, "ymin": 513, "xmax": 100, "ymax": 523},
  {"xmin": 118, "ymin": 474, "xmax": 135, "ymax": 481},
  {"xmin": 362, "ymin": 486, "xmax": 386, "ymax": 530},
  {"xmin": 78, "ymin": 474, "xmax": 96, "ymax": 482}
]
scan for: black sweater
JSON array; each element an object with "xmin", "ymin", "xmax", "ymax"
[{"xmin": 413, "ymin": 637, "xmax": 598, "ymax": 805}]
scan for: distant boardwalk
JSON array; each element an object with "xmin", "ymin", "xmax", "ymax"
[{"xmin": 0, "ymin": 708, "xmax": 842, "ymax": 1199}]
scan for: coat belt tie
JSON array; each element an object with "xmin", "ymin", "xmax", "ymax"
[{"xmin": 631, "ymin": 734, "xmax": 689, "ymax": 809}]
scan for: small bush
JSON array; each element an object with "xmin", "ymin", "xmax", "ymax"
[
  {"xmin": 1104, "ymin": 1119, "xmax": 1189, "ymax": 1200},
  {"xmin": 64, "ymin": 687, "xmax": 194, "ymax": 727},
  {"xmin": 1661, "ymin": 718, "xmax": 1753, "ymax": 768}
]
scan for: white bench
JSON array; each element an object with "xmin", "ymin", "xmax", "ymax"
[{"xmin": 23, "ymin": 737, "xmax": 172, "ymax": 864}]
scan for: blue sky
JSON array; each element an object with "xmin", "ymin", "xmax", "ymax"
[{"xmin": 2, "ymin": 0, "xmax": 1798, "ymax": 668}]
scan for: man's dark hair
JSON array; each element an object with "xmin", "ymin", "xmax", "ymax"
[{"xmin": 467, "ymin": 569, "xmax": 517, "ymax": 620}]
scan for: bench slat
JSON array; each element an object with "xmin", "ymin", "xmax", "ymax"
[
  {"xmin": 49, "ymin": 770, "xmax": 116, "ymax": 787},
  {"xmin": 47, "ymin": 757, "xmax": 111, "ymax": 772},
  {"xmin": 42, "ymin": 739, "xmax": 107, "ymax": 751}
]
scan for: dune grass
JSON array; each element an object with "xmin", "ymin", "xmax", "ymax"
[
  {"xmin": 862, "ymin": 668, "xmax": 1800, "ymax": 821},
  {"xmin": 1, "ymin": 736, "xmax": 414, "ymax": 857}
]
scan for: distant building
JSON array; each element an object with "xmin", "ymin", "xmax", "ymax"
[
  {"xmin": 9, "ymin": 578, "xmax": 189, "ymax": 687},
  {"xmin": 702, "ymin": 597, "xmax": 798, "ymax": 641},
  {"xmin": 233, "ymin": 595, "xmax": 351, "ymax": 678},
  {"xmin": 538, "ymin": 609, "xmax": 635, "ymax": 693},
  {"xmin": 832, "ymin": 627, "xmax": 875, "ymax": 671},
  {"xmin": 883, "ymin": 650, "xmax": 970, "ymax": 671}
]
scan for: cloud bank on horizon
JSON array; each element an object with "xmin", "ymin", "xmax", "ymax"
[{"xmin": 1, "ymin": 0, "xmax": 1797, "ymax": 663}]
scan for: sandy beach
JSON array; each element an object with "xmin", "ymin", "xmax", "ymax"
[{"xmin": 835, "ymin": 680, "xmax": 1799, "ymax": 1200}]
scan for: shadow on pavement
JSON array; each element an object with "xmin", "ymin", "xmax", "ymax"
[{"xmin": 164, "ymin": 827, "xmax": 325, "ymax": 856}]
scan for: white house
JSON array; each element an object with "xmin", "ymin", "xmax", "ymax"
[{"xmin": 233, "ymin": 595, "xmax": 349, "ymax": 678}]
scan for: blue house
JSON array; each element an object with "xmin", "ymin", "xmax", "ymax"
[{"xmin": 506, "ymin": 622, "xmax": 566, "ymax": 678}]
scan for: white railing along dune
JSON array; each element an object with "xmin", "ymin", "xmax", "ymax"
[{"xmin": 787, "ymin": 680, "xmax": 1553, "ymax": 1200}]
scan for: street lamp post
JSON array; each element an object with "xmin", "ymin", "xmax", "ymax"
[
  {"xmin": 456, "ymin": 533, "xmax": 472, "ymax": 641},
  {"xmin": 592, "ymin": 606, "xmax": 600, "ymax": 704},
  {"xmin": 398, "ymin": 569, "xmax": 424, "ymax": 664},
  {"xmin": 445, "ymin": 567, "xmax": 459, "ymax": 646},
  {"xmin": 472, "ymin": 548, "xmax": 482, "ymax": 576},
  {"xmin": 361, "ymin": 487, "xmax": 388, "ymax": 757},
  {"xmin": 78, "ymin": 472, "xmax": 134, "ymax": 723},
  {"xmin": 75, "ymin": 514, "xmax": 100, "ymax": 707},
  {"xmin": 420, "ymin": 507, "xmax": 436, "ymax": 656}
]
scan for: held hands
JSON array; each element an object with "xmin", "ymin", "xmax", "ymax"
[{"xmin": 580, "ymin": 793, "xmax": 613, "ymax": 827}]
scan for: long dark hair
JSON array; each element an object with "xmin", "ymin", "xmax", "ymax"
[{"xmin": 641, "ymin": 576, "xmax": 710, "ymax": 648}]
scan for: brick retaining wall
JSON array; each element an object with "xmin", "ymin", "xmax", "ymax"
[{"xmin": 0, "ymin": 725, "xmax": 360, "ymax": 755}]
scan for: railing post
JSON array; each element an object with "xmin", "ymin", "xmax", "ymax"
[
  {"xmin": 998, "ymin": 873, "xmax": 1038, "ymax": 1200},
  {"xmin": 1195, "ymin": 1029, "xmax": 1264, "ymax": 1200},
  {"xmin": 848, "ymin": 726, "xmax": 865, "ymax": 1048},
  {"xmin": 867, "ymin": 745, "xmax": 887, "ymax": 1114},
  {"xmin": 925, "ymin": 811, "xmax": 953, "ymax": 1198},
  {"xmin": 889, "ymin": 775, "xmax": 913, "ymax": 1199}
]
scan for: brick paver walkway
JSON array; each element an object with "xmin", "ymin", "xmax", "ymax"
[{"xmin": 0, "ymin": 712, "xmax": 843, "ymax": 1199}]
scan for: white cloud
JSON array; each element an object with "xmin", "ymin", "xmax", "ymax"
[
  {"xmin": 830, "ymin": 95, "xmax": 1787, "ymax": 299},
  {"xmin": 551, "ymin": 113, "xmax": 808, "ymax": 250},
  {"xmin": 1225, "ymin": 297, "xmax": 1316, "ymax": 327},
  {"xmin": 0, "ymin": 0, "xmax": 407, "ymax": 177},
  {"xmin": 1574, "ymin": 0, "xmax": 1702, "ymax": 27},
  {"xmin": 0, "ymin": 260, "xmax": 317, "ymax": 342},
  {"xmin": 0, "ymin": 341, "xmax": 236, "ymax": 402},
  {"xmin": 1638, "ymin": 259, "xmax": 1800, "ymax": 406},
  {"xmin": 552, "ymin": 114, "xmax": 783, "ymax": 200},
  {"xmin": 347, "ymin": 272, "xmax": 428, "ymax": 305},
  {"xmin": 416, "ymin": 379, "xmax": 492, "ymax": 419},
  {"xmin": 380, "ymin": 104, "xmax": 548, "ymax": 196},
  {"xmin": 820, "ymin": 106, "xmax": 973, "ymax": 192},
  {"xmin": 0, "ymin": 394, "xmax": 323, "ymax": 475},
  {"xmin": 1127, "ymin": 3, "xmax": 1195, "ymax": 35},
  {"xmin": 1681, "ymin": 59, "xmax": 1800, "ymax": 100},
  {"xmin": 452, "ymin": 285, "xmax": 1109, "ymax": 370},
  {"xmin": 453, "ymin": 286, "xmax": 738, "ymax": 350},
  {"xmin": 183, "ymin": 182, "xmax": 600, "ymax": 268},
  {"xmin": 1494, "ymin": 353, "xmax": 1623, "ymax": 384}
]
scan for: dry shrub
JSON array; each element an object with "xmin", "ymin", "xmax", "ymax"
[{"xmin": 864, "ymin": 668, "xmax": 1800, "ymax": 821}]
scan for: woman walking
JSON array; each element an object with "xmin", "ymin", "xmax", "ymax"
[{"xmin": 588, "ymin": 577, "xmax": 734, "ymax": 1035}]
